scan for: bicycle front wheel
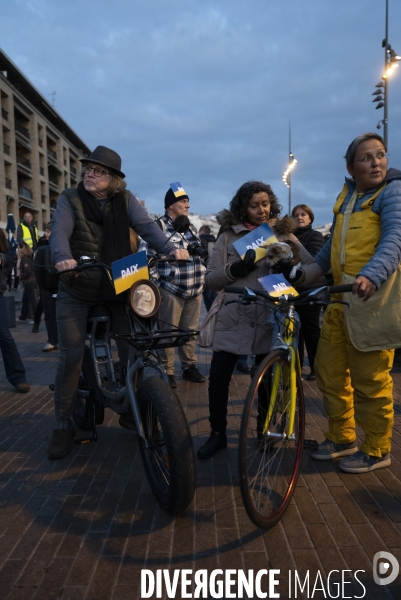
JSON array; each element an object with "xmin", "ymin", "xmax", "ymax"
[
  {"xmin": 136, "ymin": 378, "xmax": 196, "ymax": 513},
  {"xmin": 239, "ymin": 349, "xmax": 305, "ymax": 529}
]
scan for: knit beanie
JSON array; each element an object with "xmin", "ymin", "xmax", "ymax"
[
  {"xmin": 165, "ymin": 182, "xmax": 189, "ymax": 209},
  {"xmin": 45, "ymin": 222, "xmax": 53, "ymax": 231}
]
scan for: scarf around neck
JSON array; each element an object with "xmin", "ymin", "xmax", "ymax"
[{"xmin": 77, "ymin": 180, "xmax": 131, "ymax": 300}]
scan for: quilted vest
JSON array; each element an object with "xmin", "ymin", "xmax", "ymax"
[{"xmin": 58, "ymin": 188, "xmax": 130, "ymax": 303}]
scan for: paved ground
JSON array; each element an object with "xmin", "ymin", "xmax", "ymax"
[{"xmin": 0, "ymin": 308, "xmax": 400, "ymax": 599}]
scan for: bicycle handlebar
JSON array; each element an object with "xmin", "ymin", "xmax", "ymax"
[
  {"xmin": 223, "ymin": 283, "xmax": 354, "ymax": 305},
  {"xmin": 50, "ymin": 254, "xmax": 187, "ymax": 276}
]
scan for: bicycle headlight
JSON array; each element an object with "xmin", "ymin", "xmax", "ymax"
[{"xmin": 129, "ymin": 280, "xmax": 161, "ymax": 318}]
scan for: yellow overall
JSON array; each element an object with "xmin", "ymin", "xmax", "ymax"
[{"xmin": 315, "ymin": 184, "xmax": 394, "ymax": 457}]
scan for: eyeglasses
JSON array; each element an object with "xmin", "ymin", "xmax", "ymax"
[
  {"xmin": 84, "ymin": 165, "xmax": 111, "ymax": 177},
  {"xmin": 357, "ymin": 151, "xmax": 388, "ymax": 163}
]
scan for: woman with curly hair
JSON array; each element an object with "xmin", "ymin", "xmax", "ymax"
[{"xmin": 197, "ymin": 181, "xmax": 320, "ymax": 459}]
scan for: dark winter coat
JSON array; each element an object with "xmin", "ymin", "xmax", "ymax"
[{"xmin": 294, "ymin": 224, "xmax": 325, "ymax": 257}]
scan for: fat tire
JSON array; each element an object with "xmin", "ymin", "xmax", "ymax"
[
  {"xmin": 136, "ymin": 377, "xmax": 196, "ymax": 513},
  {"xmin": 73, "ymin": 345, "xmax": 104, "ymax": 430},
  {"xmin": 239, "ymin": 349, "xmax": 305, "ymax": 529}
]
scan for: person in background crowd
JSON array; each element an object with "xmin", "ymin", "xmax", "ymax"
[
  {"xmin": 6, "ymin": 234, "xmax": 18, "ymax": 292},
  {"xmin": 17, "ymin": 212, "xmax": 38, "ymax": 250},
  {"xmin": 292, "ymin": 204, "xmax": 325, "ymax": 380},
  {"xmin": 0, "ymin": 230, "xmax": 30, "ymax": 393},
  {"xmin": 310, "ymin": 132, "xmax": 401, "ymax": 473},
  {"xmin": 147, "ymin": 182, "xmax": 206, "ymax": 388},
  {"xmin": 16, "ymin": 242, "xmax": 38, "ymax": 321},
  {"xmin": 198, "ymin": 181, "xmax": 318, "ymax": 459},
  {"xmin": 199, "ymin": 225, "xmax": 217, "ymax": 311},
  {"xmin": 48, "ymin": 145, "xmax": 186, "ymax": 459},
  {"xmin": 16, "ymin": 212, "xmax": 38, "ymax": 321},
  {"xmin": 34, "ymin": 223, "xmax": 58, "ymax": 351}
]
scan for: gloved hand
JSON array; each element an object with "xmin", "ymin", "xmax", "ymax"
[
  {"xmin": 229, "ymin": 249, "xmax": 257, "ymax": 279},
  {"xmin": 275, "ymin": 241, "xmax": 302, "ymax": 281},
  {"xmin": 278, "ymin": 263, "xmax": 303, "ymax": 282}
]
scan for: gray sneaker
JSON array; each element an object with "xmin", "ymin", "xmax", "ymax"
[
  {"xmin": 310, "ymin": 438, "xmax": 358, "ymax": 461},
  {"xmin": 339, "ymin": 451, "xmax": 391, "ymax": 474}
]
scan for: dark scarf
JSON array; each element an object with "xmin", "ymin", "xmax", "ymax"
[{"xmin": 78, "ymin": 181, "xmax": 131, "ymax": 300}]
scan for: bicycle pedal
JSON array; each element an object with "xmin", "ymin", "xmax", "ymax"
[{"xmin": 74, "ymin": 436, "xmax": 96, "ymax": 444}]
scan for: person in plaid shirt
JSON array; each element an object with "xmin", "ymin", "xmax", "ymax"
[{"xmin": 146, "ymin": 182, "xmax": 206, "ymax": 388}]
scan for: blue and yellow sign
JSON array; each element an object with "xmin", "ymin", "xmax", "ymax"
[
  {"xmin": 111, "ymin": 251, "xmax": 149, "ymax": 294},
  {"xmin": 258, "ymin": 273, "xmax": 299, "ymax": 298},
  {"xmin": 170, "ymin": 181, "xmax": 188, "ymax": 199},
  {"xmin": 233, "ymin": 223, "xmax": 278, "ymax": 262}
]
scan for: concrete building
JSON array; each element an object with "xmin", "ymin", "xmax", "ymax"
[{"xmin": 0, "ymin": 48, "xmax": 90, "ymax": 233}]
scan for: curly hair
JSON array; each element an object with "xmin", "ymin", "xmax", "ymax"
[
  {"xmin": 229, "ymin": 181, "xmax": 281, "ymax": 223},
  {"xmin": 17, "ymin": 241, "xmax": 33, "ymax": 257}
]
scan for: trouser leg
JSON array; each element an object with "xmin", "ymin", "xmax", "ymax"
[
  {"xmin": 42, "ymin": 290, "xmax": 58, "ymax": 345},
  {"xmin": 0, "ymin": 293, "xmax": 26, "ymax": 386},
  {"xmin": 24, "ymin": 283, "xmax": 38, "ymax": 317},
  {"xmin": 157, "ymin": 288, "xmax": 185, "ymax": 375},
  {"xmin": 208, "ymin": 351, "xmax": 238, "ymax": 433},
  {"xmin": 297, "ymin": 304, "xmax": 321, "ymax": 373},
  {"xmin": 315, "ymin": 304, "xmax": 356, "ymax": 444},
  {"xmin": 315, "ymin": 303, "xmax": 394, "ymax": 456},
  {"xmin": 34, "ymin": 294, "xmax": 43, "ymax": 324},
  {"xmin": 20, "ymin": 289, "xmax": 29, "ymax": 319},
  {"xmin": 108, "ymin": 301, "xmax": 131, "ymax": 369},
  {"xmin": 176, "ymin": 294, "xmax": 202, "ymax": 371},
  {"xmin": 54, "ymin": 292, "xmax": 91, "ymax": 419},
  {"xmin": 348, "ymin": 345, "xmax": 394, "ymax": 457}
]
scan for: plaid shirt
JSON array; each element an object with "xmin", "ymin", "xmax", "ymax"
[{"xmin": 142, "ymin": 213, "xmax": 206, "ymax": 299}]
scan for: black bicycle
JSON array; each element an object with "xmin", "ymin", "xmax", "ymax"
[{"xmin": 35, "ymin": 250, "xmax": 197, "ymax": 514}]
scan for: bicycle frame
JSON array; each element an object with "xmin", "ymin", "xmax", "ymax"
[{"xmin": 262, "ymin": 305, "xmax": 300, "ymax": 440}]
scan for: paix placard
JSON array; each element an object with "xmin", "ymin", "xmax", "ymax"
[
  {"xmin": 111, "ymin": 250, "xmax": 149, "ymax": 294},
  {"xmin": 233, "ymin": 223, "xmax": 278, "ymax": 262}
]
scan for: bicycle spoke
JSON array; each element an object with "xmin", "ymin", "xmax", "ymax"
[{"xmin": 239, "ymin": 350, "xmax": 304, "ymax": 529}]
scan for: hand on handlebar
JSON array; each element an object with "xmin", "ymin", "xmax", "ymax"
[
  {"xmin": 55, "ymin": 259, "xmax": 78, "ymax": 272},
  {"xmin": 352, "ymin": 275, "xmax": 377, "ymax": 301},
  {"xmin": 172, "ymin": 248, "xmax": 189, "ymax": 261}
]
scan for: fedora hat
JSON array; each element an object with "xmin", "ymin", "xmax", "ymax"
[{"xmin": 80, "ymin": 145, "xmax": 125, "ymax": 178}]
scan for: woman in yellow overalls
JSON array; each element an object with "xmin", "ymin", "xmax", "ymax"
[{"xmin": 310, "ymin": 133, "xmax": 401, "ymax": 473}]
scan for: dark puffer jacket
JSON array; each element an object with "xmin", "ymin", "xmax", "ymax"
[
  {"xmin": 294, "ymin": 224, "xmax": 325, "ymax": 257},
  {"xmin": 205, "ymin": 211, "xmax": 321, "ymax": 355}
]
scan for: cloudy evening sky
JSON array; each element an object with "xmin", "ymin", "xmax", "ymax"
[{"xmin": 2, "ymin": 0, "xmax": 401, "ymax": 226}]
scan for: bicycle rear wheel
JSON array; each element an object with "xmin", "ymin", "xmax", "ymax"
[
  {"xmin": 239, "ymin": 349, "xmax": 305, "ymax": 529},
  {"xmin": 136, "ymin": 378, "xmax": 196, "ymax": 513}
]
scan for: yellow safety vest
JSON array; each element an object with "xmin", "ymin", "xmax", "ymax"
[{"xmin": 20, "ymin": 223, "xmax": 38, "ymax": 248}]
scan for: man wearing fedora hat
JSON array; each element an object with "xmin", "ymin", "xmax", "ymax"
[{"xmin": 48, "ymin": 145, "xmax": 189, "ymax": 459}]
